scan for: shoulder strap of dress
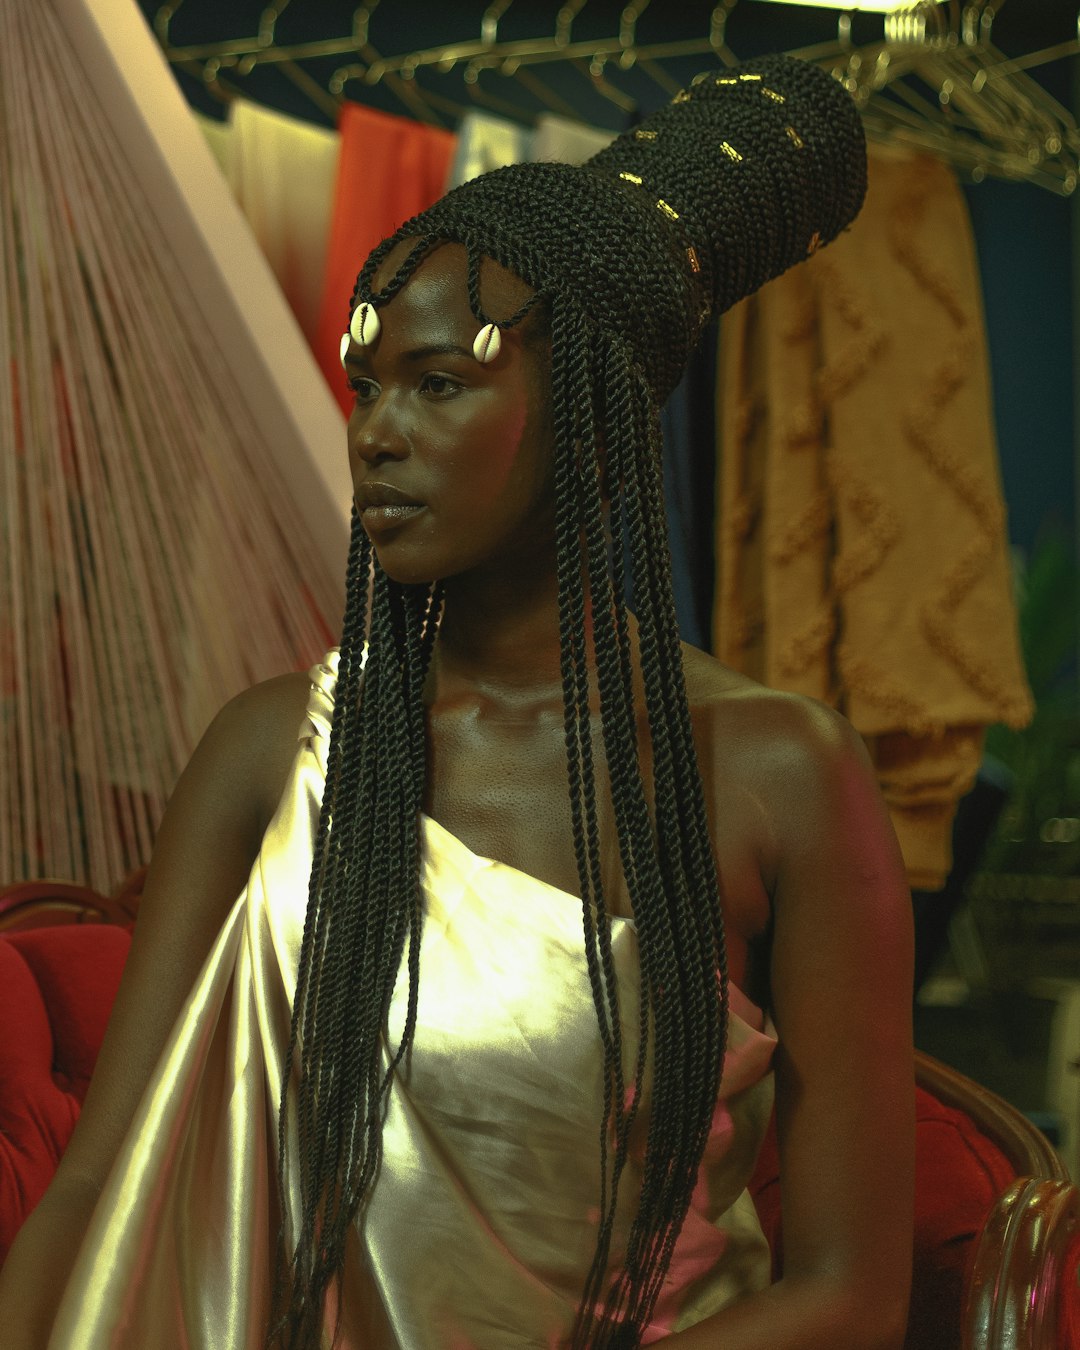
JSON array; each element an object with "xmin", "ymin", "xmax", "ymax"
[{"xmin": 303, "ymin": 647, "xmax": 341, "ymax": 742}]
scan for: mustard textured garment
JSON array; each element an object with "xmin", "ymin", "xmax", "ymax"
[
  {"xmin": 714, "ymin": 146, "xmax": 1033, "ymax": 890},
  {"xmin": 49, "ymin": 651, "xmax": 776, "ymax": 1348}
]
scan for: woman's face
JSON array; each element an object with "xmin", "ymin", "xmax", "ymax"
[{"xmin": 344, "ymin": 243, "xmax": 554, "ymax": 587}]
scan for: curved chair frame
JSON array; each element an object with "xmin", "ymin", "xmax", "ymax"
[
  {"xmin": 915, "ymin": 1053, "xmax": 1080, "ymax": 1349},
  {"xmin": 967, "ymin": 1179, "xmax": 1080, "ymax": 1350},
  {"xmin": 0, "ymin": 870, "xmax": 145, "ymax": 933}
]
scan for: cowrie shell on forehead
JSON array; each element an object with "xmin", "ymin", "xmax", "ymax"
[
  {"xmin": 349, "ymin": 301, "xmax": 380, "ymax": 346},
  {"xmin": 339, "ymin": 332, "xmax": 350, "ymax": 368},
  {"xmin": 473, "ymin": 323, "xmax": 501, "ymax": 364}
]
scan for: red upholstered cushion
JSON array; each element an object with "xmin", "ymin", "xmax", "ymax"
[
  {"xmin": 1053, "ymin": 1236, "xmax": 1080, "ymax": 1350},
  {"xmin": 747, "ymin": 1084, "xmax": 1017, "ymax": 1350},
  {"xmin": 0, "ymin": 925, "xmax": 130, "ymax": 1265},
  {"xmin": 905, "ymin": 1086, "xmax": 1016, "ymax": 1349},
  {"xmin": 1061, "ymin": 1229, "xmax": 1080, "ymax": 1350}
]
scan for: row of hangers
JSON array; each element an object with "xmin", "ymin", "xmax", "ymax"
[
  {"xmin": 153, "ymin": 0, "xmax": 1080, "ymax": 195},
  {"xmin": 831, "ymin": 3, "xmax": 1080, "ymax": 195}
]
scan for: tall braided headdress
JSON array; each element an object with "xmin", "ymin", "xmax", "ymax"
[{"xmin": 273, "ymin": 54, "xmax": 866, "ymax": 1350}]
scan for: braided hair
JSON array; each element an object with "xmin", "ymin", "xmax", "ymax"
[{"xmin": 270, "ymin": 54, "xmax": 866, "ymax": 1349}]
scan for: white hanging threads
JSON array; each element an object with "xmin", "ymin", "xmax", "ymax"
[
  {"xmin": 0, "ymin": 1, "xmax": 339, "ymax": 890},
  {"xmin": 473, "ymin": 323, "xmax": 502, "ymax": 363},
  {"xmin": 349, "ymin": 301, "xmax": 380, "ymax": 346}
]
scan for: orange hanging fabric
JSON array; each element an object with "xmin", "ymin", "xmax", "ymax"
[{"xmin": 315, "ymin": 104, "xmax": 456, "ymax": 416}]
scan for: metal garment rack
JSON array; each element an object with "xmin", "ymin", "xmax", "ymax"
[{"xmin": 152, "ymin": 0, "xmax": 1080, "ymax": 194}]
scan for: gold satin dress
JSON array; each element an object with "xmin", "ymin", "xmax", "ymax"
[{"xmin": 49, "ymin": 651, "xmax": 777, "ymax": 1348}]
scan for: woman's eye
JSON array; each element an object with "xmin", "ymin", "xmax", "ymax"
[
  {"xmin": 349, "ymin": 378, "xmax": 379, "ymax": 403},
  {"xmin": 420, "ymin": 373, "xmax": 460, "ymax": 397}
]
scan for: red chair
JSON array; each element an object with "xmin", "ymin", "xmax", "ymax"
[
  {"xmin": 920, "ymin": 1054, "xmax": 1080, "ymax": 1350},
  {"xmin": 746, "ymin": 1051, "xmax": 1079, "ymax": 1349},
  {"xmin": 1, "ymin": 879, "xmax": 1077, "ymax": 1346},
  {"xmin": 0, "ymin": 877, "xmax": 141, "ymax": 1265}
]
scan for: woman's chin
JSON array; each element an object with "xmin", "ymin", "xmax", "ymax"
[{"xmin": 370, "ymin": 547, "xmax": 444, "ymax": 589}]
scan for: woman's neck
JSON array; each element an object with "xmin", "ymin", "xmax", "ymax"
[{"xmin": 431, "ymin": 555, "xmax": 570, "ymax": 701}]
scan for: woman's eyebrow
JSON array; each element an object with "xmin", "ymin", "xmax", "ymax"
[
  {"xmin": 401, "ymin": 343, "xmax": 474, "ymax": 362},
  {"xmin": 343, "ymin": 342, "xmax": 474, "ymax": 370}
]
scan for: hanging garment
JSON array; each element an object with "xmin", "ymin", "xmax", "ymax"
[
  {"xmin": 446, "ymin": 109, "xmax": 532, "ymax": 188},
  {"xmin": 714, "ymin": 146, "xmax": 1033, "ymax": 891},
  {"xmin": 195, "ymin": 110, "xmax": 232, "ymax": 177},
  {"xmin": 49, "ymin": 651, "xmax": 776, "ymax": 1350},
  {"xmin": 531, "ymin": 112, "xmax": 616, "ymax": 165},
  {"xmin": 208, "ymin": 100, "xmax": 340, "ymax": 350},
  {"xmin": 314, "ymin": 105, "xmax": 457, "ymax": 417}
]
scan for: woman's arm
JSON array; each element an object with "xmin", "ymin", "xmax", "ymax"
[
  {"xmin": 0, "ymin": 672, "xmax": 312, "ymax": 1347},
  {"xmin": 662, "ymin": 696, "xmax": 915, "ymax": 1349}
]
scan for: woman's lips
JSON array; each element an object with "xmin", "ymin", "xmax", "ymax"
[
  {"xmin": 357, "ymin": 482, "xmax": 425, "ymax": 530},
  {"xmin": 360, "ymin": 503, "xmax": 425, "ymax": 529}
]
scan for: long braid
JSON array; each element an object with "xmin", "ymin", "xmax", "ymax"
[
  {"xmin": 548, "ymin": 310, "xmax": 730, "ymax": 1344},
  {"xmin": 568, "ymin": 341, "xmax": 657, "ymax": 1346},
  {"xmin": 596, "ymin": 348, "xmax": 656, "ymax": 1208},
  {"xmin": 269, "ymin": 512, "xmax": 440, "ymax": 1347},
  {"xmin": 268, "ymin": 516, "xmax": 367, "ymax": 1343},
  {"xmin": 616, "ymin": 374, "xmax": 729, "ymax": 1329},
  {"xmin": 548, "ymin": 301, "xmax": 624, "ymax": 1271},
  {"xmin": 549, "ymin": 304, "xmax": 635, "ymax": 1346}
]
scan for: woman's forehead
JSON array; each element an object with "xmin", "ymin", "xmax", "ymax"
[{"xmin": 369, "ymin": 239, "xmax": 534, "ymax": 318}]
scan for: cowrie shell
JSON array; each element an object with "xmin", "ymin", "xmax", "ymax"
[
  {"xmin": 339, "ymin": 332, "xmax": 350, "ymax": 368},
  {"xmin": 473, "ymin": 323, "xmax": 501, "ymax": 364},
  {"xmin": 349, "ymin": 302, "xmax": 380, "ymax": 346}
]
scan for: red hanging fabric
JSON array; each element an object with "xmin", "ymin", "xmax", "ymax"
[{"xmin": 315, "ymin": 103, "xmax": 456, "ymax": 416}]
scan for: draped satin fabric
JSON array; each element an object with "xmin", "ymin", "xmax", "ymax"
[{"xmin": 49, "ymin": 651, "xmax": 776, "ymax": 1348}]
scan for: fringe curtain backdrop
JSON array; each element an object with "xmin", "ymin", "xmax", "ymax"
[{"xmin": 0, "ymin": 1, "xmax": 340, "ymax": 891}]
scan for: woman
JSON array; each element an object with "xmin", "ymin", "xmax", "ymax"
[{"xmin": 0, "ymin": 54, "xmax": 913, "ymax": 1349}]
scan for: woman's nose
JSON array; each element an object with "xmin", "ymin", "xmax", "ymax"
[{"xmin": 350, "ymin": 397, "xmax": 409, "ymax": 465}]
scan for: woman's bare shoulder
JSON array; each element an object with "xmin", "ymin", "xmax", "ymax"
[
  {"xmin": 678, "ymin": 645, "xmax": 880, "ymax": 885},
  {"xmin": 679, "ymin": 643, "xmax": 854, "ymax": 760},
  {"xmin": 217, "ymin": 667, "xmax": 313, "ymax": 742},
  {"xmin": 217, "ymin": 669, "xmax": 315, "ymax": 832}
]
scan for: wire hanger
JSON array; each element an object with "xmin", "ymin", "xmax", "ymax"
[
  {"xmin": 331, "ymin": 3, "xmax": 457, "ymax": 128},
  {"xmin": 463, "ymin": 58, "xmax": 540, "ymax": 125},
  {"xmin": 501, "ymin": 58, "xmax": 581, "ymax": 120},
  {"xmin": 592, "ymin": 0, "xmax": 673, "ymax": 108}
]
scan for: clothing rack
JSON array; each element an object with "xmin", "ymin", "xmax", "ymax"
[{"xmin": 151, "ymin": 0, "xmax": 1080, "ymax": 194}]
